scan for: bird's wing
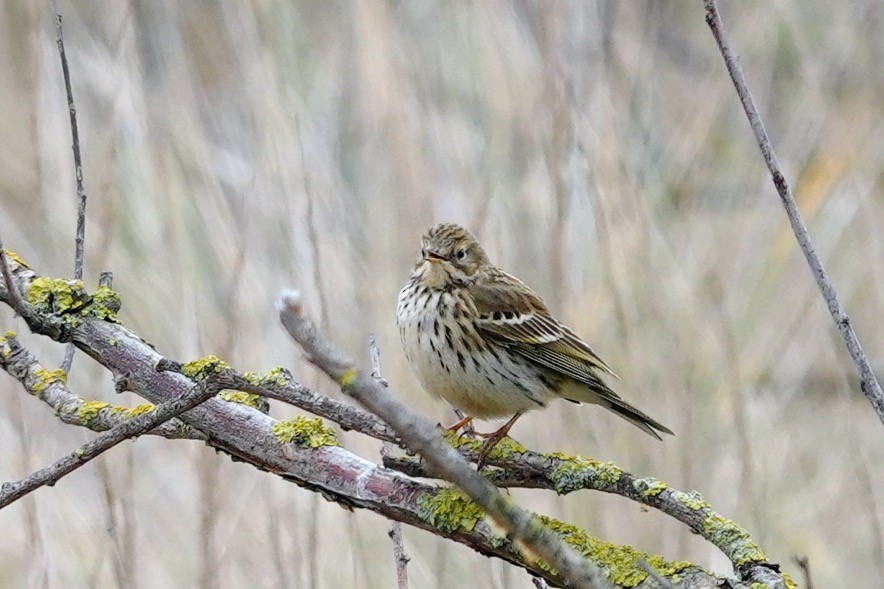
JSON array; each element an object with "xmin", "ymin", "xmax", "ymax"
[{"xmin": 470, "ymin": 271, "xmax": 619, "ymax": 392}]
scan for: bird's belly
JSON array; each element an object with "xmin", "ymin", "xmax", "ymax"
[{"xmin": 397, "ymin": 294, "xmax": 554, "ymax": 419}]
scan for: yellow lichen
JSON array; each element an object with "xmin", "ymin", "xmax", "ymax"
[
  {"xmin": 702, "ymin": 513, "xmax": 767, "ymax": 566},
  {"xmin": 28, "ymin": 277, "xmax": 88, "ymax": 314},
  {"xmin": 78, "ymin": 401, "xmax": 110, "ymax": 425},
  {"xmin": 26, "ymin": 277, "xmax": 120, "ymax": 323},
  {"xmin": 417, "ymin": 487, "xmax": 485, "ymax": 533},
  {"xmin": 181, "ymin": 355, "xmax": 230, "ymax": 380},
  {"xmin": 538, "ymin": 516, "xmax": 692, "ymax": 586},
  {"xmin": 633, "ymin": 477, "xmax": 668, "ymax": 497},
  {"xmin": 678, "ymin": 490, "xmax": 711, "ymax": 510},
  {"xmin": 441, "ymin": 429, "xmax": 527, "ymax": 459},
  {"xmin": 126, "ymin": 403, "xmax": 155, "ymax": 418},
  {"xmin": 338, "ymin": 368, "xmax": 359, "ymax": 388},
  {"xmin": 272, "ymin": 416, "xmax": 339, "ymax": 448},
  {"xmin": 32, "ymin": 367, "xmax": 67, "ymax": 394},
  {"xmin": 89, "ymin": 285, "xmax": 121, "ymax": 320},
  {"xmin": 546, "ymin": 453, "xmax": 623, "ymax": 493},
  {"xmin": 266, "ymin": 366, "xmax": 292, "ymax": 386},
  {"xmin": 2, "ymin": 249, "xmax": 29, "ymax": 268},
  {"xmin": 220, "ymin": 390, "xmax": 264, "ymax": 409}
]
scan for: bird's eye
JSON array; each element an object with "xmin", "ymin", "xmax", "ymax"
[{"xmin": 455, "ymin": 248, "xmax": 467, "ymax": 260}]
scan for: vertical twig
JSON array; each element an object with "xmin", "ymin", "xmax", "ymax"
[
  {"xmin": 791, "ymin": 556, "xmax": 814, "ymax": 589},
  {"xmin": 295, "ymin": 113, "xmax": 329, "ymax": 588},
  {"xmin": 370, "ymin": 335, "xmax": 410, "ymax": 589},
  {"xmin": 51, "ymin": 0, "xmax": 88, "ymax": 374},
  {"xmin": 703, "ymin": 0, "xmax": 884, "ymax": 425}
]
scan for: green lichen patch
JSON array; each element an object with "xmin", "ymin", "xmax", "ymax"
[
  {"xmin": 28, "ymin": 277, "xmax": 89, "ymax": 316},
  {"xmin": 242, "ymin": 367, "xmax": 292, "ymax": 388},
  {"xmin": 633, "ymin": 477, "xmax": 668, "ymax": 497},
  {"xmin": 220, "ymin": 389, "xmax": 264, "ymax": 409},
  {"xmin": 417, "ymin": 487, "xmax": 485, "ymax": 534},
  {"xmin": 538, "ymin": 516, "xmax": 692, "ymax": 586},
  {"xmin": 242, "ymin": 371, "xmax": 263, "ymax": 385},
  {"xmin": 26, "ymin": 277, "xmax": 121, "ymax": 324},
  {"xmin": 265, "ymin": 367, "xmax": 292, "ymax": 386},
  {"xmin": 546, "ymin": 453, "xmax": 623, "ymax": 493},
  {"xmin": 89, "ymin": 286, "xmax": 122, "ymax": 320},
  {"xmin": 702, "ymin": 514, "xmax": 767, "ymax": 566},
  {"xmin": 677, "ymin": 490, "xmax": 711, "ymax": 511},
  {"xmin": 32, "ymin": 367, "xmax": 67, "ymax": 394},
  {"xmin": 781, "ymin": 573, "xmax": 799, "ymax": 589},
  {"xmin": 78, "ymin": 401, "xmax": 110, "ymax": 425},
  {"xmin": 272, "ymin": 416, "xmax": 339, "ymax": 448},
  {"xmin": 441, "ymin": 429, "xmax": 527, "ymax": 460},
  {"xmin": 126, "ymin": 403, "xmax": 155, "ymax": 418},
  {"xmin": 181, "ymin": 355, "xmax": 230, "ymax": 380}
]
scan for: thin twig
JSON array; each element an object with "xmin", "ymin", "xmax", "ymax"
[
  {"xmin": 637, "ymin": 560, "xmax": 676, "ymax": 589},
  {"xmin": 278, "ymin": 290, "xmax": 610, "ymax": 589},
  {"xmin": 703, "ymin": 0, "xmax": 884, "ymax": 425},
  {"xmin": 51, "ymin": 0, "xmax": 88, "ymax": 374},
  {"xmin": 0, "ymin": 372, "xmax": 227, "ymax": 510},
  {"xmin": 370, "ymin": 334, "xmax": 409, "ymax": 589},
  {"xmin": 0, "ymin": 239, "xmax": 31, "ymax": 319},
  {"xmin": 791, "ymin": 556, "xmax": 814, "ymax": 589}
]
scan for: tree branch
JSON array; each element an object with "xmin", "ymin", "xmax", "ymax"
[
  {"xmin": 0, "ymin": 259, "xmax": 788, "ymax": 588},
  {"xmin": 50, "ymin": 0, "xmax": 88, "ymax": 374},
  {"xmin": 0, "ymin": 334, "xmax": 203, "ymax": 442},
  {"xmin": 703, "ymin": 0, "xmax": 884, "ymax": 425},
  {"xmin": 0, "ymin": 336, "xmax": 229, "ymax": 509}
]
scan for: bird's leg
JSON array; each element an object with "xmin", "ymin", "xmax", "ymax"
[
  {"xmin": 476, "ymin": 412, "xmax": 523, "ymax": 469},
  {"xmin": 444, "ymin": 413, "xmax": 474, "ymax": 433}
]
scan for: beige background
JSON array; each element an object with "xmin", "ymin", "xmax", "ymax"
[{"xmin": 1, "ymin": 1, "xmax": 882, "ymax": 588}]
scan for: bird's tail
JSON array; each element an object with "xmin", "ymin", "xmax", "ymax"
[
  {"xmin": 598, "ymin": 396, "xmax": 674, "ymax": 440},
  {"xmin": 562, "ymin": 382, "xmax": 674, "ymax": 440}
]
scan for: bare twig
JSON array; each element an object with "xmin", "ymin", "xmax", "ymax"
[
  {"xmin": 0, "ymin": 241, "xmax": 31, "ymax": 320},
  {"xmin": 703, "ymin": 0, "xmax": 884, "ymax": 425},
  {"xmin": 51, "ymin": 0, "xmax": 88, "ymax": 374},
  {"xmin": 638, "ymin": 560, "xmax": 676, "ymax": 589},
  {"xmin": 791, "ymin": 556, "xmax": 814, "ymax": 589},
  {"xmin": 370, "ymin": 335, "xmax": 409, "ymax": 589},
  {"xmin": 278, "ymin": 290, "xmax": 610, "ymax": 589},
  {"xmin": 0, "ymin": 368, "xmax": 229, "ymax": 510}
]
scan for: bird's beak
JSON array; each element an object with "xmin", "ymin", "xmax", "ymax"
[{"xmin": 422, "ymin": 249, "xmax": 445, "ymax": 263}]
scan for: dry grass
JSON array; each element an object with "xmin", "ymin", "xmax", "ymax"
[{"xmin": 1, "ymin": 1, "xmax": 882, "ymax": 587}]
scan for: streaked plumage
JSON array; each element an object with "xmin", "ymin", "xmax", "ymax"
[{"xmin": 397, "ymin": 223, "xmax": 672, "ymax": 453}]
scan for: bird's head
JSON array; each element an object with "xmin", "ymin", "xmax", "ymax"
[{"xmin": 414, "ymin": 223, "xmax": 490, "ymax": 285}]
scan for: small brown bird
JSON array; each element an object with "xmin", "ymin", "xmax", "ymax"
[{"xmin": 397, "ymin": 223, "xmax": 672, "ymax": 463}]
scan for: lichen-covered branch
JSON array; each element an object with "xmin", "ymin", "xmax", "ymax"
[
  {"xmin": 383, "ymin": 449, "xmax": 781, "ymax": 585},
  {"xmin": 0, "ymin": 335, "xmax": 228, "ymax": 509},
  {"xmin": 0, "ymin": 257, "xmax": 788, "ymax": 588},
  {"xmin": 0, "ymin": 334, "xmax": 203, "ymax": 442},
  {"xmin": 703, "ymin": 0, "xmax": 884, "ymax": 426}
]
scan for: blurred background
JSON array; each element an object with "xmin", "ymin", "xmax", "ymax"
[{"xmin": 1, "ymin": 1, "xmax": 882, "ymax": 587}]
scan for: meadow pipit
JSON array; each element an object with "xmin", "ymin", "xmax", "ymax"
[{"xmin": 397, "ymin": 223, "xmax": 672, "ymax": 464}]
